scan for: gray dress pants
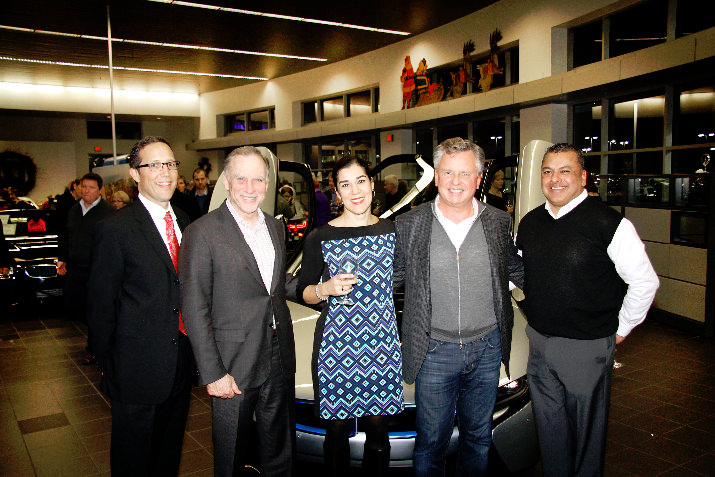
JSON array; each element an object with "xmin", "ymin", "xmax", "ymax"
[{"xmin": 526, "ymin": 325, "xmax": 615, "ymax": 477}]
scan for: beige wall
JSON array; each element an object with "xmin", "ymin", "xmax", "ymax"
[{"xmin": 628, "ymin": 208, "xmax": 708, "ymax": 323}]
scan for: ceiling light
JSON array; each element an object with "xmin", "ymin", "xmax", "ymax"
[
  {"xmin": 148, "ymin": 0, "xmax": 410, "ymax": 36},
  {"xmin": 0, "ymin": 24, "xmax": 326, "ymax": 62},
  {"xmin": 0, "ymin": 56, "xmax": 267, "ymax": 80}
]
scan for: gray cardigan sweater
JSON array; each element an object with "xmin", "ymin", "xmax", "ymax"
[{"xmin": 394, "ymin": 201, "xmax": 524, "ymax": 384}]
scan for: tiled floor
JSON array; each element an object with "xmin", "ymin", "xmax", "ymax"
[{"xmin": 0, "ymin": 310, "xmax": 713, "ymax": 476}]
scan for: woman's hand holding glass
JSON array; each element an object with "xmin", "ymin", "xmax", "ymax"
[{"xmin": 323, "ymin": 272, "xmax": 358, "ymax": 298}]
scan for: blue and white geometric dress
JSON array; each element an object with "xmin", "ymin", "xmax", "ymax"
[{"xmin": 313, "ymin": 222, "xmax": 404, "ymax": 420}]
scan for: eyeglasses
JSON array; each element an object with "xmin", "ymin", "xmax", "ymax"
[{"xmin": 135, "ymin": 161, "xmax": 180, "ymax": 171}]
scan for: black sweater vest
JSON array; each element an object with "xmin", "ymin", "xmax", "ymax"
[{"xmin": 516, "ymin": 197, "xmax": 625, "ymax": 339}]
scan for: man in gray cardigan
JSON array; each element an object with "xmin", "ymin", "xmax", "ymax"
[{"xmin": 394, "ymin": 137, "xmax": 524, "ymax": 477}]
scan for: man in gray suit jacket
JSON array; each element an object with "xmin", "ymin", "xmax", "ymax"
[
  {"xmin": 393, "ymin": 138, "xmax": 524, "ymax": 477},
  {"xmin": 179, "ymin": 146, "xmax": 295, "ymax": 477}
]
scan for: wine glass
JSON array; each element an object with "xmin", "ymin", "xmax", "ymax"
[{"xmin": 334, "ymin": 256, "xmax": 358, "ymax": 306}]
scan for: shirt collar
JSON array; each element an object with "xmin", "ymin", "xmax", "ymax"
[
  {"xmin": 225, "ymin": 199, "xmax": 266, "ymax": 230},
  {"xmin": 432, "ymin": 195, "xmax": 482, "ymax": 226},
  {"xmin": 138, "ymin": 193, "xmax": 174, "ymax": 221},
  {"xmin": 545, "ymin": 189, "xmax": 588, "ymax": 219},
  {"xmin": 80, "ymin": 196, "xmax": 101, "ymax": 215}
]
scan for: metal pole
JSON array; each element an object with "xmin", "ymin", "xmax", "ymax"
[{"xmin": 107, "ymin": 5, "xmax": 117, "ymax": 161}]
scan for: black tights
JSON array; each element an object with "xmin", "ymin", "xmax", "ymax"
[{"xmin": 324, "ymin": 415, "xmax": 389, "ymax": 451}]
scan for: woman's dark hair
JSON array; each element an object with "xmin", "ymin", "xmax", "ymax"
[{"xmin": 331, "ymin": 155, "xmax": 372, "ymax": 186}]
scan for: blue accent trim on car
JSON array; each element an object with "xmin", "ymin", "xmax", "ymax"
[{"xmin": 296, "ymin": 424, "xmax": 326, "ymax": 435}]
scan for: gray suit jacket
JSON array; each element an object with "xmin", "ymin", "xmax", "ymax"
[
  {"xmin": 178, "ymin": 203, "xmax": 296, "ymax": 389},
  {"xmin": 394, "ymin": 201, "xmax": 524, "ymax": 384}
]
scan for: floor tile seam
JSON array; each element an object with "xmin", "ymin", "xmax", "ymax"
[
  {"xmin": 609, "ymin": 419, "xmax": 709, "ymax": 454},
  {"xmin": 604, "ymin": 446, "xmax": 678, "ymax": 472},
  {"xmin": 608, "ymin": 439, "xmax": 704, "ymax": 468},
  {"xmin": 676, "ymin": 449, "xmax": 715, "ymax": 468},
  {"xmin": 655, "ymin": 465, "xmax": 708, "ymax": 476},
  {"xmin": 616, "ymin": 418, "xmax": 686, "ymax": 436},
  {"xmin": 79, "ymin": 432, "xmax": 112, "ymax": 455},
  {"xmin": 3, "ymin": 402, "xmax": 40, "ymax": 477}
]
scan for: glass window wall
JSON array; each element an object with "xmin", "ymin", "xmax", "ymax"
[
  {"xmin": 574, "ymin": 102, "xmax": 602, "ymax": 153},
  {"xmin": 573, "ymin": 83, "xmax": 715, "ymax": 174},
  {"xmin": 348, "ymin": 91, "xmax": 373, "ymax": 117},
  {"xmin": 609, "ymin": 0, "xmax": 668, "ymax": 58},
  {"xmin": 321, "ymin": 97, "xmax": 344, "ymax": 122},
  {"xmin": 572, "ymin": 21, "xmax": 602, "ymax": 68}
]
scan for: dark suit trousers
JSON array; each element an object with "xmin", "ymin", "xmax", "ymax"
[
  {"xmin": 110, "ymin": 333, "xmax": 193, "ymax": 477},
  {"xmin": 212, "ymin": 336, "xmax": 294, "ymax": 477},
  {"xmin": 526, "ymin": 325, "xmax": 615, "ymax": 477},
  {"xmin": 63, "ymin": 264, "xmax": 89, "ymax": 323}
]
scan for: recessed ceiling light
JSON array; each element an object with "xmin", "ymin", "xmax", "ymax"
[
  {"xmin": 0, "ymin": 24, "xmax": 326, "ymax": 62},
  {"xmin": 148, "ymin": 0, "xmax": 410, "ymax": 35},
  {"xmin": 0, "ymin": 56, "xmax": 267, "ymax": 80}
]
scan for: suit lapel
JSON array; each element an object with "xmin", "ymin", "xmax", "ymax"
[
  {"xmin": 479, "ymin": 207, "xmax": 502, "ymax": 293},
  {"xmin": 218, "ymin": 204, "xmax": 267, "ymax": 291},
  {"xmin": 133, "ymin": 202, "xmax": 177, "ymax": 277},
  {"xmin": 414, "ymin": 204, "xmax": 433, "ymax": 290}
]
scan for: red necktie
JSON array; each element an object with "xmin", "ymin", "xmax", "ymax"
[{"xmin": 165, "ymin": 211, "xmax": 187, "ymax": 336}]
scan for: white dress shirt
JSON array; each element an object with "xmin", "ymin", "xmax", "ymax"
[
  {"xmin": 431, "ymin": 196, "xmax": 482, "ymax": 251},
  {"xmin": 225, "ymin": 199, "xmax": 276, "ymax": 328},
  {"xmin": 138, "ymin": 194, "xmax": 182, "ymax": 253},
  {"xmin": 544, "ymin": 189, "xmax": 659, "ymax": 337},
  {"xmin": 225, "ymin": 200, "xmax": 275, "ymax": 293}
]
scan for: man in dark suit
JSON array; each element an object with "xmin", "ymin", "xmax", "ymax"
[
  {"xmin": 393, "ymin": 137, "xmax": 524, "ymax": 477},
  {"xmin": 180, "ymin": 146, "xmax": 296, "ymax": 477},
  {"xmin": 191, "ymin": 167, "xmax": 213, "ymax": 216},
  {"xmin": 57, "ymin": 172, "xmax": 114, "ymax": 364},
  {"xmin": 87, "ymin": 136, "xmax": 194, "ymax": 477}
]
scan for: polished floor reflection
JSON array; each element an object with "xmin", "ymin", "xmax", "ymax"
[{"xmin": 0, "ymin": 310, "xmax": 713, "ymax": 476}]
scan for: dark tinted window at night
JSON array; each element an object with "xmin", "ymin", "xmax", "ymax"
[
  {"xmin": 573, "ymin": 102, "xmax": 602, "ymax": 153},
  {"xmin": 676, "ymin": 0, "xmax": 715, "ymax": 37},
  {"xmin": 609, "ymin": 0, "xmax": 667, "ymax": 58},
  {"xmin": 572, "ymin": 20, "xmax": 602, "ymax": 68}
]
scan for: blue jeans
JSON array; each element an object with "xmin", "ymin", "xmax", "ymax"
[{"xmin": 413, "ymin": 327, "xmax": 502, "ymax": 477}]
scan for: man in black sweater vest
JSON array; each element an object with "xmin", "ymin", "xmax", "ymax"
[{"xmin": 516, "ymin": 144, "xmax": 659, "ymax": 476}]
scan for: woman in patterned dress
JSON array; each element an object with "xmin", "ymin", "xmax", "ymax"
[{"xmin": 298, "ymin": 156, "xmax": 404, "ymax": 476}]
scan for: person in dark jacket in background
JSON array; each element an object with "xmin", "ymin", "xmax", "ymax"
[
  {"xmin": 57, "ymin": 172, "xmax": 114, "ymax": 364},
  {"xmin": 191, "ymin": 167, "xmax": 213, "ymax": 217},
  {"xmin": 55, "ymin": 178, "xmax": 81, "ymax": 233}
]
